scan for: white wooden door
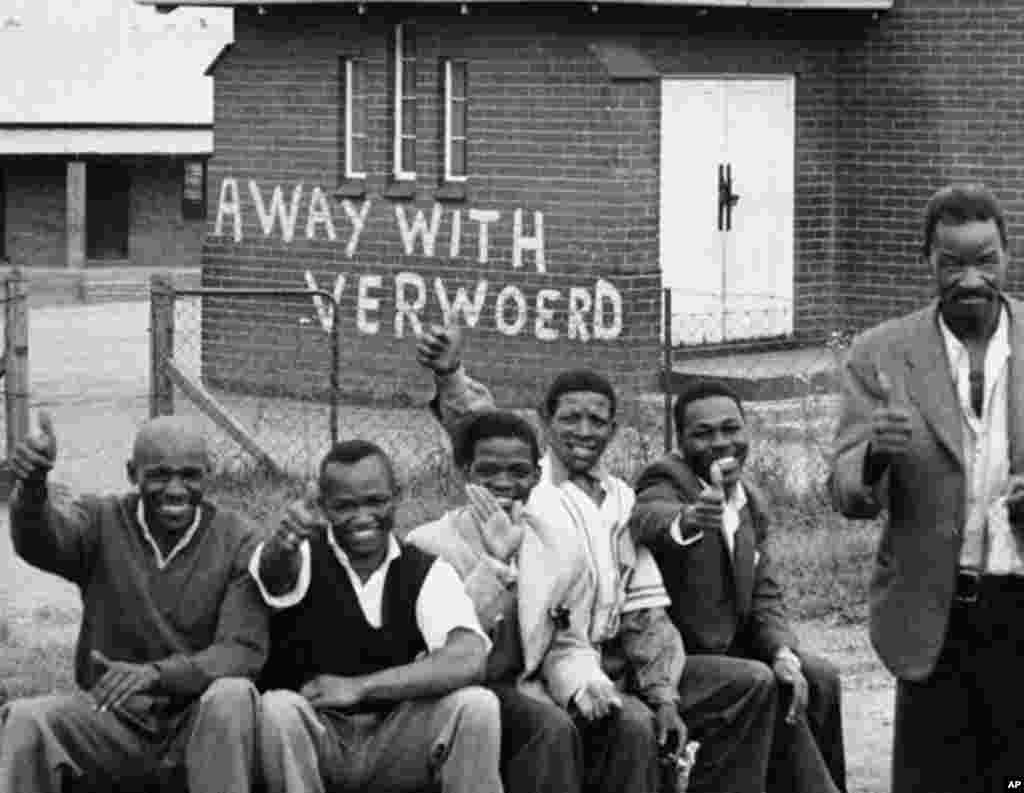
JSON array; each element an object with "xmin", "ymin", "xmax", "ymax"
[{"xmin": 659, "ymin": 76, "xmax": 795, "ymax": 345}]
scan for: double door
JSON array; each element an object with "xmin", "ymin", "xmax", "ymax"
[{"xmin": 659, "ymin": 76, "xmax": 795, "ymax": 345}]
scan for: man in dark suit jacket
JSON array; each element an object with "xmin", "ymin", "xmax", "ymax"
[
  {"xmin": 633, "ymin": 379, "xmax": 845, "ymax": 793},
  {"xmin": 831, "ymin": 184, "xmax": 1024, "ymax": 793}
]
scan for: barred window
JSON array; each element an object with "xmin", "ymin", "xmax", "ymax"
[
  {"xmin": 393, "ymin": 23, "xmax": 417, "ymax": 180},
  {"xmin": 341, "ymin": 57, "xmax": 368, "ymax": 180},
  {"xmin": 443, "ymin": 59, "xmax": 468, "ymax": 182}
]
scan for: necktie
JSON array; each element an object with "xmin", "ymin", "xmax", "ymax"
[{"xmin": 969, "ymin": 370, "xmax": 984, "ymax": 418}]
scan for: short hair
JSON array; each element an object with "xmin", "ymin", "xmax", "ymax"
[
  {"xmin": 452, "ymin": 410, "xmax": 541, "ymax": 470},
  {"xmin": 673, "ymin": 379, "xmax": 745, "ymax": 432},
  {"xmin": 921, "ymin": 183, "xmax": 1008, "ymax": 258},
  {"xmin": 319, "ymin": 439, "xmax": 396, "ymax": 489},
  {"xmin": 542, "ymin": 369, "xmax": 618, "ymax": 419}
]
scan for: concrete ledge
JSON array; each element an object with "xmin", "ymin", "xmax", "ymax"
[{"xmin": 0, "ymin": 267, "xmax": 201, "ymax": 307}]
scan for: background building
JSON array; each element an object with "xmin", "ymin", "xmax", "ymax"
[
  {"xmin": 139, "ymin": 0, "xmax": 1010, "ymax": 403},
  {"xmin": 0, "ymin": 6, "xmax": 229, "ymax": 301}
]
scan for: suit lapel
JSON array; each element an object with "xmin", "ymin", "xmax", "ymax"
[
  {"xmin": 732, "ymin": 509, "xmax": 756, "ymax": 616},
  {"xmin": 903, "ymin": 303, "xmax": 964, "ymax": 469}
]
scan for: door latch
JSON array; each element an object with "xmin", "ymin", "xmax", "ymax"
[{"xmin": 717, "ymin": 163, "xmax": 740, "ymax": 231}]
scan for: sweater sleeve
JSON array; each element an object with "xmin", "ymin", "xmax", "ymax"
[
  {"xmin": 154, "ymin": 527, "xmax": 270, "ymax": 697},
  {"xmin": 428, "ymin": 367, "xmax": 497, "ymax": 438},
  {"xmin": 9, "ymin": 481, "xmax": 100, "ymax": 586}
]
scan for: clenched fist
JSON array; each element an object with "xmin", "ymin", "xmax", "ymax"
[
  {"xmin": 867, "ymin": 368, "xmax": 912, "ymax": 476},
  {"xmin": 416, "ymin": 323, "xmax": 463, "ymax": 376},
  {"xmin": 10, "ymin": 410, "xmax": 57, "ymax": 483},
  {"xmin": 681, "ymin": 489, "xmax": 724, "ymax": 535}
]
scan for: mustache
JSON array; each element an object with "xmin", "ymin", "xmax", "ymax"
[{"xmin": 945, "ymin": 287, "xmax": 996, "ymax": 301}]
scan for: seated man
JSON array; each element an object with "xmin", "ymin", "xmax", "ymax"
[
  {"xmin": 418, "ymin": 328, "xmax": 687, "ymax": 793},
  {"xmin": 252, "ymin": 439, "xmax": 501, "ymax": 793},
  {"xmin": 632, "ymin": 379, "xmax": 846, "ymax": 793},
  {"xmin": 0, "ymin": 413, "xmax": 268, "ymax": 793},
  {"xmin": 403, "ymin": 411, "xmax": 583, "ymax": 793}
]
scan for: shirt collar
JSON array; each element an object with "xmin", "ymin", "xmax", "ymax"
[
  {"xmin": 326, "ymin": 529, "xmax": 402, "ymax": 581},
  {"xmin": 135, "ymin": 499, "xmax": 204, "ymax": 570},
  {"xmin": 937, "ymin": 303, "xmax": 1010, "ymax": 371},
  {"xmin": 541, "ymin": 449, "xmax": 611, "ymax": 489}
]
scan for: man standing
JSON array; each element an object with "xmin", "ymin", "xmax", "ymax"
[
  {"xmin": 252, "ymin": 440, "xmax": 502, "ymax": 793},
  {"xmin": 0, "ymin": 414, "xmax": 267, "ymax": 793},
  {"xmin": 633, "ymin": 380, "xmax": 845, "ymax": 793},
  {"xmin": 831, "ymin": 183, "xmax": 1024, "ymax": 793}
]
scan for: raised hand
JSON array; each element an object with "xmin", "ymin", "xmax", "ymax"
[
  {"xmin": 682, "ymin": 488, "xmax": 724, "ymax": 535},
  {"xmin": 465, "ymin": 483, "xmax": 525, "ymax": 563},
  {"xmin": 10, "ymin": 409, "xmax": 57, "ymax": 482},
  {"xmin": 415, "ymin": 322, "xmax": 463, "ymax": 376},
  {"xmin": 709, "ymin": 456, "xmax": 740, "ymax": 494},
  {"xmin": 869, "ymin": 367, "xmax": 912, "ymax": 464},
  {"xmin": 276, "ymin": 481, "xmax": 327, "ymax": 545},
  {"xmin": 89, "ymin": 650, "xmax": 160, "ymax": 713}
]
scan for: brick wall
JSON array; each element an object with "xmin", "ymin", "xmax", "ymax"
[
  {"xmin": 2, "ymin": 158, "xmax": 66, "ymax": 269},
  {"xmin": 131, "ymin": 156, "xmax": 207, "ymax": 269},
  {"xmin": 835, "ymin": 0, "xmax": 1024, "ymax": 331},
  {"xmin": 0, "ymin": 155, "xmax": 204, "ymax": 271},
  {"xmin": 203, "ymin": 5, "xmax": 875, "ymax": 404}
]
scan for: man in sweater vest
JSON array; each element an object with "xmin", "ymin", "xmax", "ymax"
[
  {"xmin": 631, "ymin": 380, "xmax": 846, "ymax": 793},
  {"xmin": 251, "ymin": 439, "xmax": 501, "ymax": 793},
  {"xmin": 1, "ymin": 414, "xmax": 268, "ymax": 793}
]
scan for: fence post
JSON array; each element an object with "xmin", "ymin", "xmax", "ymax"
[
  {"xmin": 150, "ymin": 274, "xmax": 175, "ymax": 418},
  {"xmin": 330, "ymin": 295, "xmax": 340, "ymax": 446},
  {"xmin": 662, "ymin": 287, "xmax": 673, "ymax": 455},
  {"xmin": 5, "ymin": 268, "xmax": 30, "ymax": 453}
]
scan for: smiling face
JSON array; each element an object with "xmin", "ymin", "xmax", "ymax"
[
  {"xmin": 466, "ymin": 435, "xmax": 541, "ymax": 512},
  {"xmin": 127, "ymin": 419, "xmax": 209, "ymax": 535},
  {"xmin": 318, "ymin": 453, "xmax": 396, "ymax": 569},
  {"xmin": 678, "ymin": 395, "xmax": 749, "ymax": 488},
  {"xmin": 932, "ymin": 218, "xmax": 1007, "ymax": 340},
  {"xmin": 543, "ymin": 390, "xmax": 616, "ymax": 476}
]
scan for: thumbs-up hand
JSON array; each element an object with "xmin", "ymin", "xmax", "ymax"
[
  {"xmin": 88, "ymin": 649, "xmax": 160, "ymax": 713},
  {"xmin": 10, "ymin": 409, "xmax": 57, "ymax": 482},
  {"xmin": 869, "ymin": 365, "xmax": 912, "ymax": 464},
  {"xmin": 416, "ymin": 321, "xmax": 463, "ymax": 376}
]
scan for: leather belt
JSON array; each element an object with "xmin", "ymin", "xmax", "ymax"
[
  {"xmin": 954, "ymin": 569, "xmax": 981, "ymax": 605},
  {"xmin": 954, "ymin": 569, "xmax": 1024, "ymax": 606}
]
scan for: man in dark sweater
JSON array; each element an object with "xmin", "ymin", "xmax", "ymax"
[
  {"xmin": 252, "ymin": 439, "xmax": 501, "ymax": 793},
  {"xmin": 0, "ymin": 413, "xmax": 269, "ymax": 793},
  {"xmin": 631, "ymin": 380, "xmax": 846, "ymax": 793}
]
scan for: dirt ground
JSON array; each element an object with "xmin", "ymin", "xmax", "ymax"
[{"xmin": 0, "ymin": 299, "xmax": 894, "ymax": 792}]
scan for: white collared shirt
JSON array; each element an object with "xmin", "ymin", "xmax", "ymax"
[
  {"xmin": 937, "ymin": 307, "xmax": 1023, "ymax": 574},
  {"xmin": 136, "ymin": 500, "xmax": 204, "ymax": 570},
  {"xmin": 249, "ymin": 533, "xmax": 490, "ymax": 652},
  {"xmin": 669, "ymin": 479, "xmax": 748, "ymax": 557}
]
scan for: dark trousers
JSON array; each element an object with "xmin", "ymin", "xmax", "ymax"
[
  {"xmin": 892, "ymin": 581, "xmax": 1024, "ymax": 793},
  {"xmin": 766, "ymin": 652, "xmax": 846, "ymax": 793},
  {"xmin": 573, "ymin": 693, "xmax": 657, "ymax": 793},
  {"xmin": 676, "ymin": 654, "xmax": 777, "ymax": 793},
  {"xmin": 491, "ymin": 684, "xmax": 582, "ymax": 793}
]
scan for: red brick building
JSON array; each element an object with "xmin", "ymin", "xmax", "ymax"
[{"xmin": 142, "ymin": 0, "xmax": 1012, "ymax": 403}]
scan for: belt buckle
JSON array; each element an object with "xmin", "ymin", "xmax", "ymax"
[{"xmin": 955, "ymin": 570, "xmax": 981, "ymax": 605}]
